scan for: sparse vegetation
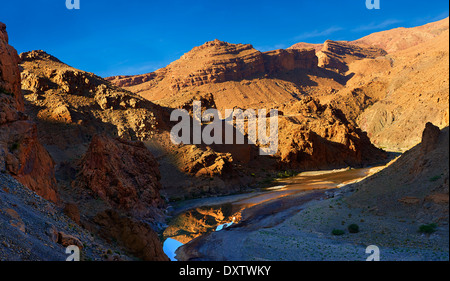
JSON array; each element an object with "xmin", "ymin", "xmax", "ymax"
[
  {"xmin": 429, "ymin": 175, "xmax": 442, "ymax": 182},
  {"xmin": 348, "ymin": 224, "xmax": 360, "ymax": 233},
  {"xmin": 418, "ymin": 223, "xmax": 438, "ymax": 234},
  {"xmin": 276, "ymin": 170, "xmax": 298, "ymax": 179},
  {"xmin": 332, "ymin": 229, "xmax": 345, "ymax": 236}
]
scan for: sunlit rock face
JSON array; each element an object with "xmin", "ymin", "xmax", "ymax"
[{"xmin": 1, "ymin": 22, "xmax": 58, "ymax": 202}]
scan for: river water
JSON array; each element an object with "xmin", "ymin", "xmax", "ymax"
[{"xmin": 163, "ymin": 165, "xmax": 385, "ymax": 260}]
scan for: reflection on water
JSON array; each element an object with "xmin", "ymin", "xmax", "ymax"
[{"xmin": 163, "ymin": 165, "xmax": 385, "ymax": 259}]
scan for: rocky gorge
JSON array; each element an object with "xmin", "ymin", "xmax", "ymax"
[{"xmin": 1, "ymin": 16, "xmax": 449, "ymax": 261}]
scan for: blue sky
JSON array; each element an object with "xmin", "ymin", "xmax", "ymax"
[{"xmin": 1, "ymin": 0, "xmax": 448, "ymax": 77}]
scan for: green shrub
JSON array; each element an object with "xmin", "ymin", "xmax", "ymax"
[
  {"xmin": 276, "ymin": 170, "xmax": 298, "ymax": 179},
  {"xmin": 418, "ymin": 223, "xmax": 438, "ymax": 234},
  {"xmin": 348, "ymin": 224, "xmax": 360, "ymax": 233},
  {"xmin": 429, "ymin": 175, "xmax": 441, "ymax": 182},
  {"xmin": 332, "ymin": 229, "xmax": 345, "ymax": 236}
]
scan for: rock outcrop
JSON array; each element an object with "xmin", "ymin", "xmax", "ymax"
[
  {"xmin": 73, "ymin": 135, "xmax": 165, "ymax": 218},
  {"xmin": 0, "ymin": 22, "xmax": 23, "ymax": 110},
  {"xmin": 106, "ymin": 39, "xmax": 334, "ymax": 112},
  {"xmin": 1, "ymin": 22, "xmax": 58, "ymax": 203},
  {"xmin": 346, "ymin": 123, "xmax": 449, "ymax": 224},
  {"xmin": 108, "ymin": 39, "xmax": 317, "ymax": 91},
  {"xmin": 316, "ymin": 40, "xmax": 386, "ymax": 73},
  {"xmin": 277, "ymin": 97, "xmax": 387, "ymax": 169},
  {"xmin": 90, "ymin": 209, "xmax": 169, "ymax": 261}
]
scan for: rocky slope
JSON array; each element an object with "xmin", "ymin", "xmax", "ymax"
[
  {"xmin": 0, "ymin": 172, "xmax": 138, "ymax": 261},
  {"xmin": 73, "ymin": 135, "xmax": 165, "ymax": 220},
  {"xmin": 353, "ymin": 17, "xmax": 450, "ymax": 53},
  {"xmin": 276, "ymin": 97, "xmax": 386, "ymax": 169},
  {"xmin": 175, "ymin": 123, "xmax": 449, "ymax": 261},
  {"xmin": 2, "ymin": 24, "xmax": 169, "ymax": 261},
  {"xmin": 327, "ymin": 19, "xmax": 449, "ymax": 151},
  {"xmin": 1, "ymin": 22, "xmax": 58, "ymax": 203},
  {"xmin": 345, "ymin": 122, "xmax": 449, "ymax": 224},
  {"xmin": 106, "ymin": 39, "xmax": 346, "ymax": 112},
  {"xmin": 290, "ymin": 18, "xmax": 449, "ymax": 151}
]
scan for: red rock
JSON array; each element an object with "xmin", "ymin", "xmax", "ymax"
[
  {"xmin": 64, "ymin": 203, "xmax": 81, "ymax": 225},
  {"xmin": 91, "ymin": 210, "xmax": 169, "ymax": 261},
  {"xmin": 421, "ymin": 122, "xmax": 441, "ymax": 153},
  {"xmin": 73, "ymin": 135, "xmax": 165, "ymax": 217},
  {"xmin": 1, "ymin": 22, "xmax": 59, "ymax": 203}
]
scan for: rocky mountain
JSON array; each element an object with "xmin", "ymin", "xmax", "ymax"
[
  {"xmin": 276, "ymin": 97, "xmax": 386, "ymax": 169},
  {"xmin": 352, "ymin": 17, "xmax": 450, "ymax": 53},
  {"xmin": 106, "ymin": 39, "xmax": 345, "ymax": 112},
  {"xmin": 289, "ymin": 18, "xmax": 449, "ymax": 151},
  {"xmin": 1, "ymin": 23, "xmax": 58, "ymax": 203},
  {"xmin": 1, "ymin": 23, "xmax": 169, "ymax": 261},
  {"xmin": 327, "ymin": 18, "xmax": 449, "ymax": 151}
]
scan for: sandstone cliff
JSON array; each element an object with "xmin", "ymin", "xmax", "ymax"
[
  {"xmin": 277, "ymin": 97, "xmax": 387, "ymax": 169},
  {"xmin": 289, "ymin": 18, "xmax": 449, "ymax": 151},
  {"xmin": 106, "ymin": 39, "xmax": 345, "ymax": 112},
  {"xmin": 326, "ymin": 19, "xmax": 449, "ymax": 151},
  {"xmin": 0, "ymin": 22, "xmax": 58, "ymax": 202},
  {"xmin": 73, "ymin": 135, "xmax": 165, "ymax": 219}
]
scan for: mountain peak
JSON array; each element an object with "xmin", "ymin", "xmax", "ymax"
[{"xmin": 19, "ymin": 50, "xmax": 62, "ymax": 64}]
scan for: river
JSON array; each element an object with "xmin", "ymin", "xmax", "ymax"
[{"xmin": 162, "ymin": 165, "xmax": 385, "ymax": 260}]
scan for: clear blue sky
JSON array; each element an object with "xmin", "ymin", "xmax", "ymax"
[{"xmin": 1, "ymin": 0, "xmax": 448, "ymax": 77}]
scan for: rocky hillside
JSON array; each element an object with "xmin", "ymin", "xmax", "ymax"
[
  {"xmin": 1, "ymin": 22, "xmax": 58, "ymax": 203},
  {"xmin": 346, "ymin": 122, "xmax": 449, "ymax": 224},
  {"xmin": 276, "ymin": 97, "xmax": 386, "ymax": 169},
  {"xmin": 352, "ymin": 17, "xmax": 449, "ymax": 53},
  {"xmin": 290, "ymin": 18, "xmax": 449, "ymax": 151},
  {"xmin": 1, "ymin": 22, "xmax": 169, "ymax": 261},
  {"xmin": 73, "ymin": 135, "xmax": 165, "ymax": 220},
  {"xmin": 0, "ymin": 172, "xmax": 137, "ymax": 261},
  {"xmin": 106, "ymin": 39, "xmax": 345, "ymax": 112},
  {"xmin": 327, "ymin": 18, "xmax": 449, "ymax": 151}
]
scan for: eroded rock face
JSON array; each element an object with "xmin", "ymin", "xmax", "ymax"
[
  {"xmin": 277, "ymin": 97, "xmax": 387, "ymax": 169},
  {"xmin": 0, "ymin": 22, "xmax": 23, "ymax": 110},
  {"xmin": 73, "ymin": 135, "xmax": 165, "ymax": 218},
  {"xmin": 421, "ymin": 122, "xmax": 441, "ymax": 153},
  {"xmin": 317, "ymin": 40, "xmax": 386, "ymax": 73},
  {"xmin": 20, "ymin": 50, "xmax": 167, "ymax": 145},
  {"xmin": 347, "ymin": 124, "xmax": 449, "ymax": 224},
  {"xmin": 0, "ymin": 22, "xmax": 58, "ymax": 203},
  {"xmin": 90, "ymin": 209, "xmax": 169, "ymax": 261},
  {"xmin": 105, "ymin": 40, "xmax": 324, "ymax": 111}
]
